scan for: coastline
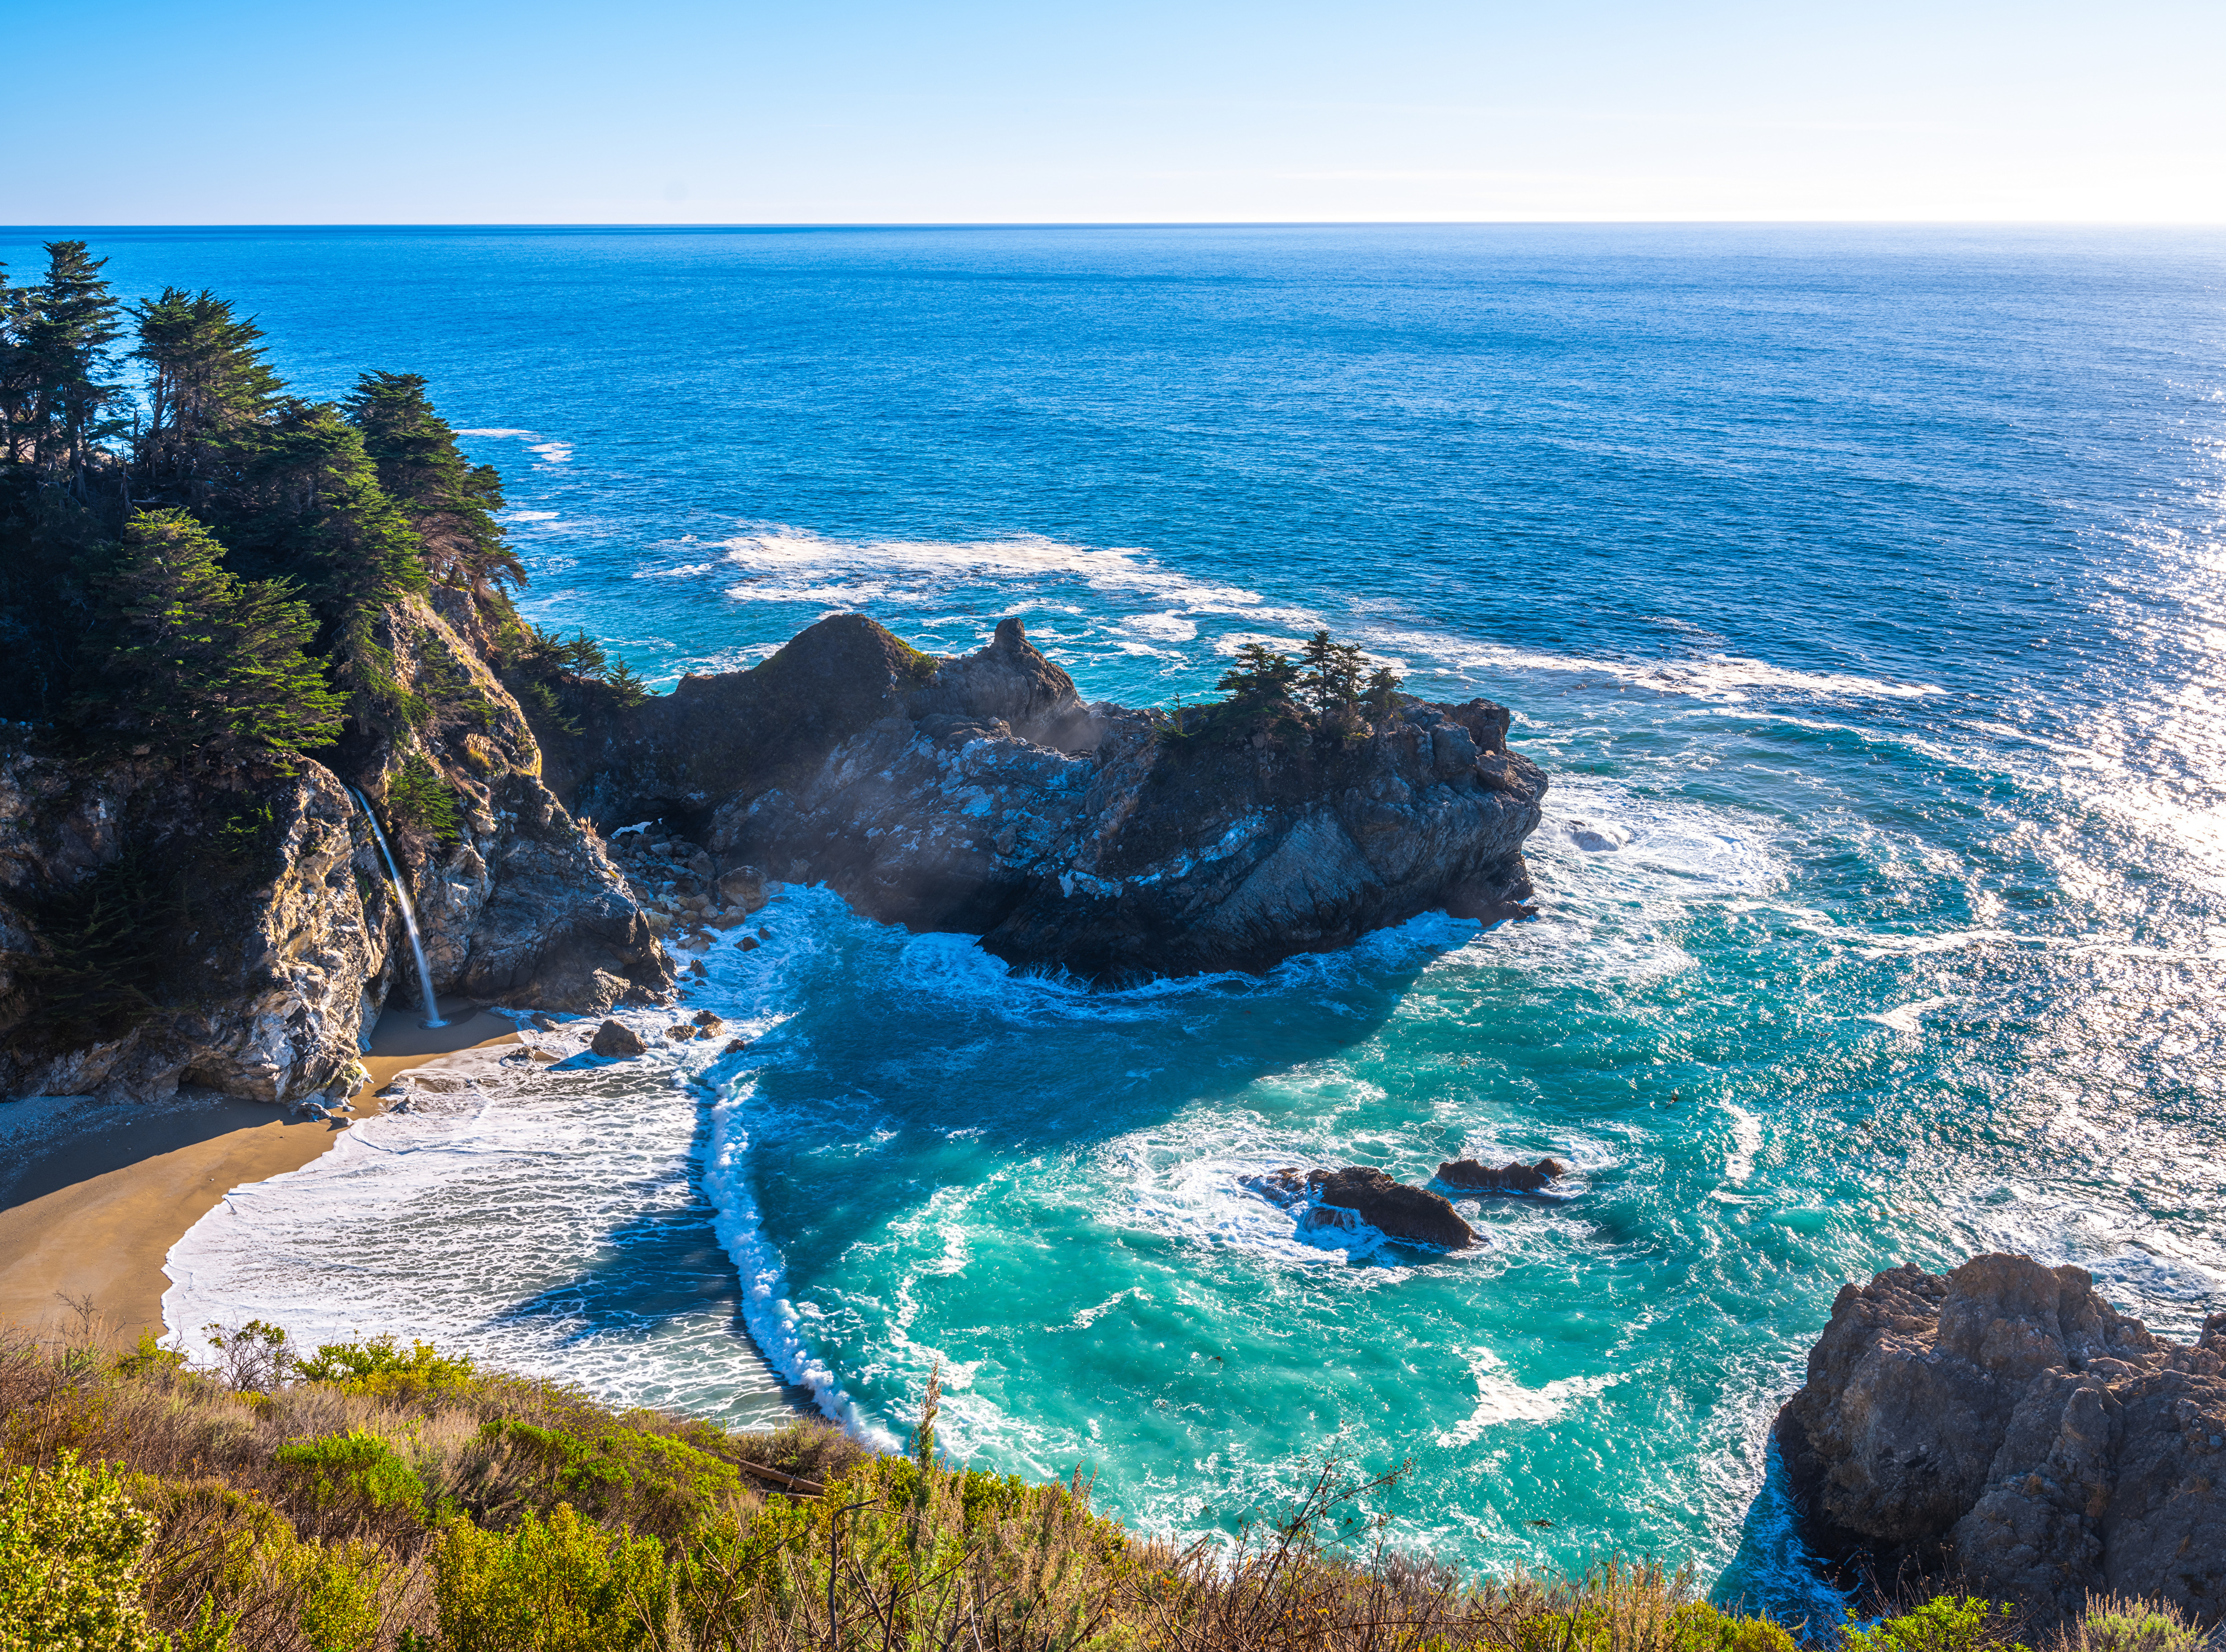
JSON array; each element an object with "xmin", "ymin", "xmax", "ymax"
[{"xmin": 0, "ymin": 1002, "xmax": 521, "ymax": 1341}]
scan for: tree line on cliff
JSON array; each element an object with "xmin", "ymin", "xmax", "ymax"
[{"xmin": 0, "ymin": 238, "xmax": 642, "ymax": 776}]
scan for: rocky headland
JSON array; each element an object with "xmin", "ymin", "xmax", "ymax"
[
  {"xmin": 1777, "ymin": 1254, "xmax": 2226, "ymax": 1626},
  {"xmin": 4, "ymin": 605, "xmax": 1545, "ymax": 1102},
  {"xmin": 0, "ymin": 588, "xmax": 670, "ymax": 1105},
  {"xmin": 537, "ymin": 613, "xmax": 1546, "ymax": 983}
]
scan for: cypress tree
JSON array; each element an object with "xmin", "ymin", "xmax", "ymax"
[
  {"xmin": 130, "ymin": 288, "xmax": 283, "ymax": 503},
  {"xmin": 16, "ymin": 241, "xmax": 123, "ymax": 494},
  {"xmin": 1297, "ymin": 629, "xmax": 1367, "ymax": 723},
  {"xmin": 345, "ymin": 371, "xmax": 523, "ymax": 595},
  {"xmin": 225, "ymin": 401, "xmax": 428, "ymax": 707},
  {"xmin": 83, "ymin": 509, "xmax": 345, "ymax": 769}
]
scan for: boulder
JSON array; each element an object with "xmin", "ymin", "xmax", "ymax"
[
  {"xmin": 1776, "ymin": 1254, "xmax": 2226, "ymax": 1627},
  {"xmin": 1305, "ymin": 1167, "xmax": 1476, "ymax": 1249},
  {"xmin": 716, "ymin": 865, "xmax": 770, "ymax": 913},
  {"xmin": 591, "ymin": 1019, "xmax": 646, "ymax": 1057},
  {"xmin": 1436, "ymin": 1156, "xmax": 1566, "ymax": 1193}
]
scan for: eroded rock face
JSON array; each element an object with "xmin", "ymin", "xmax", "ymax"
[
  {"xmin": 551, "ymin": 613, "xmax": 1546, "ymax": 982},
  {"xmin": 1776, "ymin": 1254, "xmax": 2226, "ymax": 1626},
  {"xmin": 1306, "ymin": 1166, "xmax": 1476, "ymax": 1250},
  {"xmin": 1, "ymin": 590, "xmax": 671, "ymax": 1105}
]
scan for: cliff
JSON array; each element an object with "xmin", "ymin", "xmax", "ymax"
[
  {"xmin": 1777, "ymin": 1254, "xmax": 2226, "ymax": 1626},
  {"xmin": 0, "ymin": 589, "xmax": 670, "ymax": 1105},
  {"xmin": 536, "ymin": 614, "xmax": 1546, "ymax": 982}
]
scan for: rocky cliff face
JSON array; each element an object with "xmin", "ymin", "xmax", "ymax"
[
  {"xmin": 1777, "ymin": 1254, "xmax": 2226, "ymax": 1626},
  {"xmin": 1, "ymin": 590, "xmax": 671, "ymax": 1105},
  {"xmin": 545, "ymin": 614, "xmax": 1545, "ymax": 981}
]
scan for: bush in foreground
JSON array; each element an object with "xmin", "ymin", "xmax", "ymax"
[{"xmin": 0, "ymin": 1319, "xmax": 2207, "ymax": 1652}]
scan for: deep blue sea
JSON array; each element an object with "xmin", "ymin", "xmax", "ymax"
[{"xmin": 16, "ymin": 223, "xmax": 2224, "ymax": 1621}]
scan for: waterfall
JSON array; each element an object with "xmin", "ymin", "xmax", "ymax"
[{"xmin": 350, "ymin": 788, "xmax": 448, "ymax": 1030}]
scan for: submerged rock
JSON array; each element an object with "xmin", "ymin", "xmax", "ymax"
[
  {"xmin": 1776, "ymin": 1254, "xmax": 2226, "ymax": 1626},
  {"xmin": 549, "ymin": 613, "xmax": 1546, "ymax": 983},
  {"xmin": 591, "ymin": 1019, "xmax": 647, "ymax": 1057},
  {"xmin": 1436, "ymin": 1156, "xmax": 1567, "ymax": 1193},
  {"xmin": 1305, "ymin": 1166, "xmax": 1476, "ymax": 1250}
]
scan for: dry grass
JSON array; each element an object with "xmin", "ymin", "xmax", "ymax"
[{"xmin": 0, "ymin": 1315, "xmax": 2207, "ymax": 1652}]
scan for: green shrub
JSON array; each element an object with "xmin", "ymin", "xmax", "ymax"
[
  {"xmin": 273, "ymin": 1537, "xmax": 388, "ymax": 1652},
  {"xmin": 478, "ymin": 1418, "xmax": 744, "ymax": 1537},
  {"xmin": 1672, "ymin": 1602, "xmax": 1799, "ymax": 1652},
  {"xmin": 2066, "ymin": 1596, "xmax": 2205, "ymax": 1652},
  {"xmin": 1843, "ymin": 1596, "xmax": 2030, "ymax": 1652},
  {"xmin": 385, "ymin": 754, "xmax": 460, "ymax": 846},
  {"xmin": 431, "ymin": 1503, "xmax": 665, "ymax": 1652},
  {"xmin": 114, "ymin": 1331, "xmax": 187, "ymax": 1381},
  {"xmin": 274, "ymin": 1429, "xmax": 428, "ymax": 1521},
  {"xmin": 0, "ymin": 1450, "xmax": 167, "ymax": 1652},
  {"xmin": 297, "ymin": 1334, "xmax": 477, "ymax": 1403}
]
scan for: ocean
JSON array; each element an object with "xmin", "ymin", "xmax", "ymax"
[{"xmin": 17, "ymin": 223, "xmax": 2224, "ymax": 1621}]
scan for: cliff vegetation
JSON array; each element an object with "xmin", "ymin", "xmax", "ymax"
[
  {"xmin": 0, "ymin": 239, "xmax": 667, "ymax": 1100},
  {"xmin": 14, "ymin": 1313, "xmax": 2188, "ymax": 1652}
]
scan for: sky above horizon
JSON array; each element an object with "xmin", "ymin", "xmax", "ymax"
[{"xmin": 8, "ymin": 0, "xmax": 2225, "ymax": 225}]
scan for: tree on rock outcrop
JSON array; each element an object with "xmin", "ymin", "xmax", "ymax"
[
  {"xmin": 130, "ymin": 288, "xmax": 283, "ymax": 504},
  {"xmin": 345, "ymin": 370, "xmax": 523, "ymax": 597},
  {"xmin": 81, "ymin": 508, "xmax": 344, "ymax": 769}
]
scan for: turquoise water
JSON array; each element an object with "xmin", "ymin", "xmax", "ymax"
[{"xmin": 24, "ymin": 224, "xmax": 2223, "ymax": 1618}]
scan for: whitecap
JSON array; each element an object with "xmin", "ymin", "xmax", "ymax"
[
  {"xmin": 1435, "ymin": 1348, "xmax": 1617, "ymax": 1447},
  {"xmin": 1860, "ymin": 996, "xmax": 1951, "ymax": 1034}
]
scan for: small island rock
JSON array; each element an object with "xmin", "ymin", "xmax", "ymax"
[
  {"xmin": 1306, "ymin": 1166, "xmax": 1476, "ymax": 1249},
  {"xmin": 1436, "ymin": 1156, "xmax": 1566, "ymax": 1193},
  {"xmin": 591, "ymin": 1019, "xmax": 647, "ymax": 1057}
]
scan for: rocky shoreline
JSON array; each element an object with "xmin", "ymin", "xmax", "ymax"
[
  {"xmin": 540, "ymin": 613, "xmax": 1546, "ymax": 984},
  {"xmin": 2, "ymin": 610, "xmax": 1547, "ymax": 1103}
]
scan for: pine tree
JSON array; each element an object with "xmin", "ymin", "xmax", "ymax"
[
  {"xmin": 345, "ymin": 371, "xmax": 523, "ymax": 594},
  {"xmin": 83, "ymin": 509, "xmax": 345, "ymax": 768},
  {"xmin": 1363, "ymin": 664, "xmax": 1405, "ymax": 722},
  {"xmin": 130, "ymin": 288, "xmax": 283, "ymax": 503},
  {"xmin": 1297, "ymin": 629, "xmax": 1366, "ymax": 722},
  {"xmin": 16, "ymin": 242, "xmax": 123, "ymax": 494},
  {"xmin": 1215, "ymin": 641, "xmax": 1299, "ymax": 707},
  {"xmin": 226, "ymin": 401, "xmax": 428, "ymax": 707}
]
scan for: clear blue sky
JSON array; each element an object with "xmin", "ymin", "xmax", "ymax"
[{"xmin": 9, "ymin": 0, "xmax": 2223, "ymax": 223}]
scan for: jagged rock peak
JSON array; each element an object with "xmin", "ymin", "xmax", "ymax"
[{"xmin": 1776, "ymin": 1253, "xmax": 2226, "ymax": 1628}]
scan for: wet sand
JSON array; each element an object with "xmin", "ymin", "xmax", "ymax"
[{"xmin": 0, "ymin": 1002, "xmax": 520, "ymax": 1340}]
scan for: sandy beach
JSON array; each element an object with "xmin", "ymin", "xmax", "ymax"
[{"xmin": 0, "ymin": 1002, "xmax": 522, "ymax": 1340}]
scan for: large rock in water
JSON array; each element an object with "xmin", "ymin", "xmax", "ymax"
[
  {"xmin": 1307, "ymin": 1166, "xmax": 1476, "ymax": 1249},
  {"xmin": 545, "ymin": 614, "xmax": 1547, "ymax": 981},
  {"xmin": 1776, "ymin": 1254, "xmax": 2226, "ymax": 1627}
]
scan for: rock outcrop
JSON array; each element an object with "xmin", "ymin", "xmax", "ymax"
[
  {"xmin": 590, "ymin": 1019, "xmax": 646, "ymax": 1057},
  {"xmin": 1, "ymin": 590, "xmax": 670, "ymax": 1105},
  {"xmin": 543, "ymin": 613, "xmax": 1546, "ymax": 982},
  {"xmin": 1307, "ymin": 1167, "xmax": 1477, "ymax": 1249},
  {"xmin": 1776, "ymin": 1254, "xmax": 2226, "ymax": 1626},
  {"xmin": 1437, "ymin": 1156, "xmax": 1567, "ymax": 1193}
]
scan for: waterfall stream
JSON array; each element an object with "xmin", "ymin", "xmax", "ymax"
[{"xmin": 351, "ymin": 788, "xmax": 447, "ymax": 1030}]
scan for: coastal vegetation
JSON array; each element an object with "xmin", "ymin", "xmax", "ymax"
[
  {"xmin": 0, "ymin": 239, "xmax": 635, "ymax": 755},
  {"xmin": 0, "ymin": 1316, "xmax": 2200, "ymax": 1652},
  {"xmin": 1163, "ymin": 632, "xmax": 1405, "ymax": 745},
  {"xmin": 0, "ymin": 239, "xmax": 650, "ymax": 1059}
]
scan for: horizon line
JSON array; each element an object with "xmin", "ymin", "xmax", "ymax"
[{"xmin": 6, "ymin": 219, "xmax": 2225, "ymax": 234}]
